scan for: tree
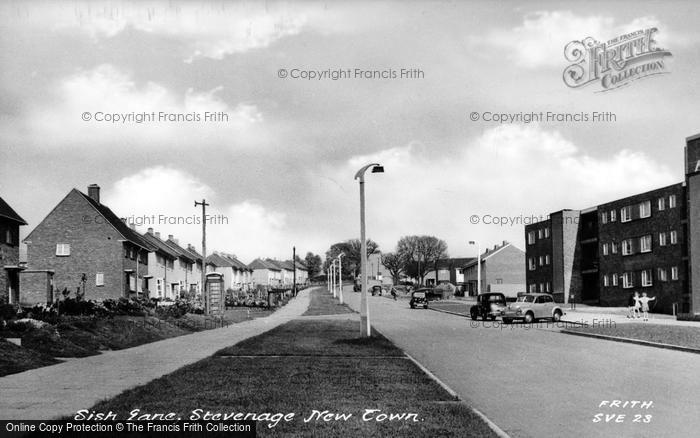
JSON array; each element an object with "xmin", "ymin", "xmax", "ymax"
[
  {"xmin": 325, "ymin": 238, "xmax": 379, "ymax": 279},
  {"xmin": 396, "ymin": 235, "xmax": 448, "ymax": 285},
  {"xmin": 381, "ymin": 252, "xmax": 407, "ymax": 285},
  {"xmin": 304, "ymin": 252, "xmax": 323, "ymax": 279}
]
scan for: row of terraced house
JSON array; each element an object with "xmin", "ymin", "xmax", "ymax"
[{"xmin": 0, "ymin": 184, "xmax": 308, "ymax": 307}]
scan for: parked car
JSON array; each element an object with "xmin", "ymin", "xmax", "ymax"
[
  {"xmin": 371, "ymin": 285, "xmax": 384, "ymax": 296},
  {"xmin": 470, "ymin": 293, "xmax": 507, "ymax": 321},
  {"xmin": 409, "ymin": 290, "xmax": 429, "ymax": 309},
  {"xmin": 501, "ymin": 293, "xmax": 564, "ymax": 324}
]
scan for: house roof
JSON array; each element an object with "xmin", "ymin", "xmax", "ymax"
[
  {"xmin": 224, "ymin": 255, "xmax": 252, "ymax": 272},
  {"xmin": 208, "ymin": 253, "xmax": 251, "ymax": 271},
  {"xmin": 183, "ymin": 245, "xmax": 203, "ymax": 262},
  {"xmin": 463, "ymin": 243, "xmax": 519, "ymax": 268},
  {"xmin": 140, "ymin": 232, "xmax": 180, "ymax": 260},
  {"xmin": 434, "ymin": 257, "xmax": 476, "ymax": 269},
  {"xmin": 0, "ymin": 196, "xmax": 27, "ymax": 225},
  {"xmin": 77, "ymin": 190, "xmax": 152, "ymax": 250},
  {"xmin": 164, "ymin": 238, "xmax": 196, "ymax": 263},
  {"xmin": 248, "ymin": 258, "xmax": 281, "ymax": 271}
]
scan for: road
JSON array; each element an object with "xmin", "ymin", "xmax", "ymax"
[{"xmin": 342, "ymin": 288, "xmax": 700, "ymax": 438}]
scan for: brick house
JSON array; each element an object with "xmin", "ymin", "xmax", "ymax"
[
  {"xmin": 163, "ymin": 235, "xmax": 196, "ymax": 298},
  {"xmin": 0, "ymin": 196, "xmax": 27, "ymax": 304},
  {"xmin": 140, "ymin": 228, "xmax": 179, "ymax": 300},
  {"xmin": 462, "ymin": 241, "xmax": 526, "ymax": 298},
  {"xmin": 23, "ymin": 184, "xmax": 152, "ymax": 302},
  {"xmin": 249, "ymin": 258, "xmax": 282, "ymax": 286}
]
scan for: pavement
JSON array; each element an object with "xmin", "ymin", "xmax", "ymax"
[
  {"xmin": 0, "ymin": 288, "xmax": 312, "ymax": 420},
  {"xmin": 343, "ymin": 287, "xmax": 700, "ymax": 438}
]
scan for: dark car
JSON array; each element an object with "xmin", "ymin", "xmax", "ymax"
[
  {"xmin": 470, "ymin": 293, "xmax": 507, "ymax": 321},
  {"xmin": 409, "ymin": 290, "xmax": 429, "ymax": 309},
  {"xmin": 371, "ymin": 285, "xmax": 384, "ymax": 296}
]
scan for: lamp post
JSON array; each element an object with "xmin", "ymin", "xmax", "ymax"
[
  {"xmin": 331, "ymin": 259, "xmax": 336, "ymax": 298},
  {"xmin": 469, "ymin": 241, "xmax": 481, "ymax": 297},
  {"xmin": 337, "ymin": 253, "xmax": 345, "ymax": 304},
  {"xmin": 355, "ymin": 162, "xmax": 384, "ymax": 337}
]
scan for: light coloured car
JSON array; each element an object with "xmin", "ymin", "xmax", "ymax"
[{"xmin": 501, "ymin": 293, "xmax": 564, "ymax": 324}]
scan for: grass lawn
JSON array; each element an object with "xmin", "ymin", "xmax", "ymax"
[
  {"xmin": 302, "ymin": 288, "xmax": 356, "ymax": 316},
  {"xmin": 0, "ymin": 338, "xmax": 60, "ymax": 376},
  {"xmin": 90, "ymin": 309, "xmax": 498, "ymax": 436},
  {"xmin": 567, "ymin": 323, "xmax": 700, "ymax": 350}
]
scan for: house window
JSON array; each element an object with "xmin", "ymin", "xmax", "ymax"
[
  {"xmin": 621, "ymin": 206, "xmax": 632, "ymax": 222},
  {"xmin": 528, "ymin": 258, "xmax": 536, "ymax": 271},
  {"xmin": 639, "ymin": 200, "xmax": 651, "ymax": 218},
  {"xmin": 545, "ymin": 254, "xmax": 550, "ymax": 265},
  {"xmin": 156, "ymin": 279, "xmax": 164, "ymax": 297},
  {"xmin": 670, "ymin": 230, "xmax": 678, "ymax": 245},
  {"xmin": 640, "ymin": 235, "xmax": 652, "ymax": 253},
  {"xmin": 610, "ymin": 209, "xmax": 617, "ymax": 222},
  {"xmin": 658, "ymin": 268, "xmax": 667, "ymax": 282},
  {"xmin": 602, "ymin": 243, "xmax": 609, "ymax": 256},
  {"xmin": 95, "ymin": 272, "xmax": 105, "ymax": 286},
  {"xmin": 611, "ymin": 242, "xmax": 618, "ymax": 254},
  {"xmin": 496, "ymin": 278, "xmax": 503, "ymax": 284},
  {"xmin": 528, "ymin": 231, "xmax": 536, "ymax": 244},
  {"xmin": 659, "ymin": 232, "xmax": 667, "ymax": 246},
  {"xmin": 669, "ymin": 195, "xmax": 677, "ymax": 208},
  {"xmin": 56, "ymin": 243, "xmax": 71, "ymax": 256},
  {"xmin": 641, "ymin": 269, "xmax": 652, "ymax": 287},
  {"xmin": 5, "ymin": 229, "xmax": 12, "ymax": 245},
  {"xmin": 544, "ymin": 227, "xmax": 550, "ymax": 238},
  {"xmin": 622, "ymin": 272, "xmax": 633, "ymax": 288},
  {"xmin": 612, "ymin": 274, "xmax": 618, "ymax": 286},
  {"xmin": 658, "ymin": 197, "xmax": 665, "ymax": 211},
  {"xmin": 671, "ymin": 266, "xmax": 679, "ymax": 280},
  {"xmin": 603, "ymin": 275, "xmax": 609, "ymax": 287},
  {"xmin": 601, "ymin": 211, "xmax": 608, "ymax": 224},
  {"xmin": 622, "ymin": 239, "xmax": 633, "ymax": 256},
  {"xmin": 129, "ymin": 275, "xmax": 136, "ymax": 291}
]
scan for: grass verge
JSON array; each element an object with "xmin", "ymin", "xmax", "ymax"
[
  {"xmin": 90, "ymin": 315, "xmax": 498, "ymax": 436},
  {"xmin": 302, "ymin": 288, "xmax": 356, "ymax": 316},
  {"xmin": 566, "ymin": 323, "xmax": 700, "ymax": 350}
]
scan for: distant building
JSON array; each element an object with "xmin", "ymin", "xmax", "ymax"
[
  {"xmin": 423, "ymin": 257, "xmax": 476, "ymax": 289},
  {"xmin": 141, "ymin": 228, "xmax": 179, "ymax": 300},
  {"xmin": 0, "ymin": 196, "xmax": 27, "ymax": 304},
  {"xmin": 462, "ymin": 242, "xmax": 526, "ymax": 298},
  {"xmin": 525, "ymin": 132, "xmax": 700, "ymax": 315},
  {"xmin": 23, "ymin": 184, "xmax": 152, "ymax": 302},
  {"xmin": 248, "ymin": 258, "xmax": 282, "ymax": 286},
  {"xmin": 206, "ymin": 253, "xmax": 252, "ymax": 291}
]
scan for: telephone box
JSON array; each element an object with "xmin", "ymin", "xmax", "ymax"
[{"xmin": 205, "ymin": 272, "xmax": 224, "ymax": 315}]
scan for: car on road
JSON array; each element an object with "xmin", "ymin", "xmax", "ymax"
[
  {"xmin": 409, "ymin": 290, "xmax": 429, "ymax": 309},
  {"xmin": 470, "ymin": 293, "xmax": 507, "ymax": 321},
  {"xmin": 371, "ymin": 285, "xmax": 384, "ymax": 296},
  {"xmin": 501, "ymin": 293, "xmax": 564, "ymax": 324}
]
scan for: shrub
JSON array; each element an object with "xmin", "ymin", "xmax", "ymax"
[{"xmin": 677, "ymin": 313, "xmax": 700, "ymax": 322}]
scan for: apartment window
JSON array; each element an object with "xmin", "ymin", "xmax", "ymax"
[
  {"xmin": 659, "ymin": 232, "xmax": 667, "ymax": 246},
  {"xmin": 95, "ymin": 272, "xmax": 104, "ymax": 286},
  {"xmin": 622, "ymin": 239, "xmax": 633, "ymax": 256},
  {"xmin": 658, "ymin": 197, "xmax": 665, "ymax": 211},
  {"xmin": 56, "ymin": 243, "xmax": 70, "ymax": 256},
  {"xmin": 622, "ymin": 272, "xmax": 634, "ymax": 288},
  {"xmin": 529, "ymin": 284, "xmax": 537, "ymax": 293},
  {"xmin": 671, "ymin": 266, "xmax": 679, "ymax": 281},
  {"xmin": 528, "ymin": 258, "xmax": 536, "ymax": 271},
  {"xmin": 612, "ymin": 274, "xmax": 618, "ymax": 286},
  {"xmin": 603, "ymin": 275, "xmax": 609, "ymax": 287},
  {"xmin": 539, "ymin": 283, "xmax": 544, "ymax": 293},
  {"xmin": 538, "ymin": 229, "xmax": 543, "ymax": 239},
  {"xmin": 658, "ymin": 268, "xmax": 667, "ymax": 282},
  {"xmin": 545, "ymin": 254, "xmax": 550, "ymax": 265},
  {"xmin": 639, "ymin": 200, "xmax": 651, "ymax": 218},
  {"xmin": 544, "ymin": 227, "xmax": 550, "ymax": 238},
  {"xmin": 621, "ymin": 206, "xmax": 632, "ymax": 222},
  {"xmin": 539, "ymin": 256, "xmax": 544, "ymax": 266},
  {"xmin": 641, "ymin": 269, "xmax": 652, "ymax": 287},
  {"xmin": 612, "ymin": 242, "xmax": 619, "ymax": 254},
  {"xmin": 496, "ymin": 278, "xmax": 503, "ymax": 284},
  {"xmin": 602, "ymin": 243, "xmax": 609, "ymax": 256},
  {"xmin": 670, "ymin": 230, "xmax": 678, "ymax": 245},
  {"xmin": 610, "ymin": 209, "xmax": 617, "ymax": 222},
  {"xmin": 528, "ymin": 231, "xmax": 536, "ymax": 244},
  {"xmin": 546, "ymin": 282, "xmax": 551, "ymax": 293},
  {"xmin": 669, "ymin": 195, "xmax": 677, "ymax": 208},
  {"xmin": 601, "ymin": 211, "xmax": 608, "ymax": 224},
  {"xmin": 640, "ymin": 235, "xmax": 652, "ymax": 253}
]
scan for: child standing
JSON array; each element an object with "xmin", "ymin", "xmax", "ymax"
[{"xmin": 638, "ymin": 292, "xmax": 656, "ymax": 321}]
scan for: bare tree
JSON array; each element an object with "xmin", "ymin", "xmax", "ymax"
[
  {"xmin": 397, "ymin": 235, "xmax": 448, "ymax": 285},
  {"xmin": 381, "ymin": 252, "xmax": 406, "ymax": 285}
]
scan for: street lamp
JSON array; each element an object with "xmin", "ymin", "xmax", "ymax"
[
  {"xmin": 355, "ymin": 162, "xmax": 384, "ymax": 337},
  {"xmin": 469, "ymin": 241, "xmax": 481, "ymax": 297},
  {"xmin": 331, "ymin": 259, "xmax": 337, "ymax": 298},
  {"xmin": 337, "ymin": 253, "xmax": 345, "ymax": 304}
]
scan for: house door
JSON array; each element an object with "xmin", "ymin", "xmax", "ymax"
[{"xmin": 7, "ymin": 269, "xmax": 20, "ymax": 304}]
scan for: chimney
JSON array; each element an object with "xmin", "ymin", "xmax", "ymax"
[
  {"xmin": 147, "ymin": 227, "xmax": 154, "ymax": 234},
  {"xmin": 87, "ymin": 184, "xmax": 100, "ymax": 204},
  {"xmin": 494, "ymin": 244, "xmax": 498, "ymax": 250},
  {"xmin": 503, "ymin": 240, "xmax": 508, "ymax": 246},
  {"xmin": 168, "ymin": 234, "xmax": 174, "ymax": 241},
  {"xmin": 155, "ymin": 232, "xmax": 161, "ymax": 239},
  {"xmin": 129, "ymin": 223, "xmax": 135, "ymax": 230}
]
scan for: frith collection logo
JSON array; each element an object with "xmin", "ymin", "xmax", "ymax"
[{"xmin": 563, "ymin": 28, "xmax": 672, "ymax": 91}]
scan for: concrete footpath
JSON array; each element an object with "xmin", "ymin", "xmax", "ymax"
[{"xmin": 0, "ymin": 288, "xmax": 312, "ymax": 420}]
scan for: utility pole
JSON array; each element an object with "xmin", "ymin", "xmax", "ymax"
[
  {"xmin": 195, "ymin": 199, "xmax": 210, "ymax": 313},
  {"xmin": 293, "ymin": 246, "xmax": 297, "ymax": 297}
]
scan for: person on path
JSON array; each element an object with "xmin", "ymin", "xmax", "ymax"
[
  {"xmin": 638, "ymin": 292, "xmax": 656, "ymax": 321},
  {"xmin": 627, "ymin": 292, "xmax": 639, "ymax": 318}
]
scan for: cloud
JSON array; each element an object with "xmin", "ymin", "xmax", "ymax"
[
  {"xmin": 475, "ymin": 11, "xmax": 672, "ymax": 69},
  {"xmin": 104, "ymin": 166, "xmax": 296, "ymax": 262},
  {"xmin": 22, "ymin": 64, "xmax": 265, "ymax": 149},
  {"xmin": 314, "ymin": 124, "xmax": 677, "ymax": 257}
]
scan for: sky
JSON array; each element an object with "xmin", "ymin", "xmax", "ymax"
[{"xmin": 1, "ymin": 0, "xmax": 699, "ymax": 263}]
